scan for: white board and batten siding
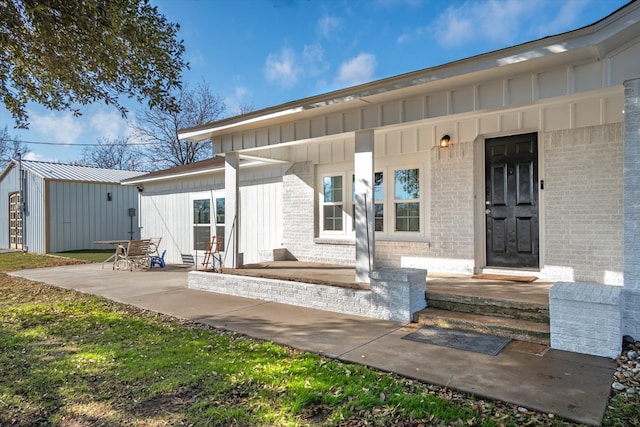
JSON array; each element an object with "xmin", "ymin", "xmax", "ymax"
[{"xmin": 136, "ymin": 163, "xmax": 284, "ymax": 265}]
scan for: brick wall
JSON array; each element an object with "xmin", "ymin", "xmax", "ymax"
[
  {"xmin": 282, "ymin": 162, "xmax": 355, "ymax": 264},
  {"xmin": 189, "ymin": 268, "xmax": 426, "ymax": 322},
  {"xmin": 624, "ymin": 78, "xmax": 640, "ymax": 339},
  {"xmin": 429, "ymin": 142, "xmax": 475, "ymax": 264},
  {"xmin": 550, "ymin": 282, "xmax": 622, "ymax": 358},
  {"xmin": 543, "ymin": 123, "xmax": 624, "ymax": 284}
]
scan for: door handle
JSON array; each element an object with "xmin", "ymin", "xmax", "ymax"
[{"xmin": 485, "ymin": 209, "xmax": 491, "ymax": 215}]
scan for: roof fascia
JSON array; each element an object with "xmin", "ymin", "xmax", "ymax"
[{"xmin": 121, "ymin": 165, "xmax": 226, "ymax": 185}]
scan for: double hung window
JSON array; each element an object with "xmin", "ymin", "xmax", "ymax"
[
  {"xmin": 319, "ymin": 162, "xmax": 424, "ymax": 239},
  {"xmin": 193, "ymin": 199, "xmax": 210, "ymax": 250},
  {"xmin": 394, "ymin": 169, "xmax": 420, "ymax": 232},
  {"xmin": 322, "ymin": 175, "xmax": 344, "ymax": 232},
  {"xmin": 192, "ymin": 195, "xmax": 225, "ymax": 251}
]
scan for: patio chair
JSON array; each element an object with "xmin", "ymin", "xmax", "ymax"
[
  {"xmin": 202, "ymin": 235, "xmax": 224, "ymax": 272},
  {"xmin": 148, "ymin": 237, "xmax": 162, "ymax": 256},
  {"xmin": 114, "ymin": 239, "xmax": 152, "ymax": 271}
]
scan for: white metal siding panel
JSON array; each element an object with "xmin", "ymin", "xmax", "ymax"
[
  {"xmin": 24, "ymin": 172, "xmax": 46, "ymax": 253},
  {"xmin": 47, "ymin": 181, "xmax": 139, "ymax": 252}
]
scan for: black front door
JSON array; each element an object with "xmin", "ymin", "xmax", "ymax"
[{"xmin": 485, "ymin": 133, "xmax": 539, "ymax": 268}]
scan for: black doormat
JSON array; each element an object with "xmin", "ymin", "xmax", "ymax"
[{"xmin": 402, "ymin": 325, "xmax": 511, "ymax": 356}]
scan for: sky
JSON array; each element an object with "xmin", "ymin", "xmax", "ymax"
[{"xmin": 0, "ymin": 0, "xmax": 630, "ymax": 165}]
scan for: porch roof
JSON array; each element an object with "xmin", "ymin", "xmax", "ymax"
[
  {"xmin": 120, "ymin": 156, "xmax": 225, "ymax": 185},
  {"xmin": 178, "ymin": 1, "xmax": 639, "ymax": 143}
]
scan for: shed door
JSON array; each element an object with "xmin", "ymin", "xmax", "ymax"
[
  {"xmin": 485, "ymin": 133, "xmax": 539, "ymax": 268},
  {"xmin": 9, "ymin": 192, "xmax": 22, "ymax": 250}
]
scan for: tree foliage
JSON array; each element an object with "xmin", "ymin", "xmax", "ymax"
[
  {"xmin": 133, "ymin": 80, "xmax": 225, "ymax": 170},
  {"xmin": 0, "ymin": 0, "xmax": 187, "ymax": 128},
  {"xmin": 80, "ymin": 136, "xmax": 142, "ymax": 171},
  {"xmin": 0, "ymin": 126, "xmax": 29, "ymax": 164}
]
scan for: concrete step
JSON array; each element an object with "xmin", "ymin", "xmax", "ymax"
[
  {"xmin": 426, "ymin": 290, "xmax": 549, "ymax": 323},
  {"xmin": 413, "ymin": 307, "xmax": 551, "ymax": 345}
]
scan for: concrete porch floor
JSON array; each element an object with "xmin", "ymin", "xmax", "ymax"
[{"xmin": 229, "ymin": 260, "xmax": 553, "ymax": 306}]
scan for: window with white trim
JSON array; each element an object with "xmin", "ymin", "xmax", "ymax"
[
  {"xmin": 318, "ymin": 161, "xmax": 425, "ymax": 239},
  {"xmin": 394, "ymin": 168, "xmax": 420, "ymax": 232},
  {"xmin": 322, "ymin": 175, "xmax": 344, "ymax": 232},
  {"xmin": 193, "ymin": 199, "xmax": 210, "ymax": 250},
  {"xmin": 215, "ymin": 197, "xmax": 225, "ymax": 249}
]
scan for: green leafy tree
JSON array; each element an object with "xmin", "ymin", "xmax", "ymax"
[{"xmin": 0, "ymin": 0, "xmax": 187, "ymax": 128}]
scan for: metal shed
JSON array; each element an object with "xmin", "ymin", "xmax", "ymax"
[{"xmin": 0, "ymin": 159, "xmax": 145, "ymax": 253}]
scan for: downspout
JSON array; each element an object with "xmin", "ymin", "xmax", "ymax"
[{"xmin": 17, "ymin": 154, "xmax": 27, "ymax": 252}]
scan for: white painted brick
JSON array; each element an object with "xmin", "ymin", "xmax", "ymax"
[
  {"xmin": 189, "ymin": 267, "xmax": 426, "ymax": 322},
  {"xmin": 550, "ymin": 281, "xmax": 622, "ymax": 358}
]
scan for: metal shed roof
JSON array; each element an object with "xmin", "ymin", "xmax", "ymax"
[{"xmin": 1, "ymin": 160, "xmax": 145, "ymax": 183}]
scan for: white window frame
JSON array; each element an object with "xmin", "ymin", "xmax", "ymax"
[
  {"xmin": 191, "ymin": 191, "xmax": 226, "ymax": 254},
  {"xmin": 320, "ymin": 173, "xmax": 349, "ymax": 235},
  {"xmin": 318, "ymin": 157, "xmax": 428, "ymax": 240},
  {"xmin": 192, "ymin": 196, "xmax": 211, "ymax": 252}
]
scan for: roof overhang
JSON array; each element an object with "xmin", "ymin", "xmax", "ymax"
[{"xmin": 121, "ymin": 156, "xmax": 288, "ymax": 185}]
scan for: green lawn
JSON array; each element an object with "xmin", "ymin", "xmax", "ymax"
[
  {"xmin": 0, "ymin": 252, "xmax": 635, "ymax": 426},
  {"xmin": 54, "ymin": 249, "xmax": 115, "ymax": 263}
]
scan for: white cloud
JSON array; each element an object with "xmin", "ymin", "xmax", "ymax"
[
  {"xmin": 224, "ymin": 82, "xmax": 253, "ymax": 115},
  {"xmin": 535, "ymin": 0, "xmax": 589, "ymax": 37},
  {"xmin": 22, "ymin": 151, "xmax": 46, "ymax": 161},
  {"xmin": 265, "ymin": 47, "xmax": 301, "ymax": 87},
  {"xmin": 317, "ymin": 14, "xmax": 342, "ymax": 38},
  {"xmin": 434, "ymin": 0, "xmax": 531, "ymax": 47},
  {"xmin": 335, "ymin": 53, "xmax": 377, "ymax": 87},
  {"xmin": 89, "ymin": 110, "xmax": 127, "ymax": 140},
  {"xmin": 28, "ymin": 111, "xmax": 85, "ymax": 145},
  {"xmin": 303, "ymin": 43, "xmax": 329, "ymax": 77}
]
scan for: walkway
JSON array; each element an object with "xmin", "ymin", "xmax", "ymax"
[{"xmin": 10, "ymin": 263, "xmax": 615, "ymax": 426}]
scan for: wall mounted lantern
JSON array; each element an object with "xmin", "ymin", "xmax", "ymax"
[{"xmin": 440, "ymin": 134, "xmax": 451, "ymax": 148}]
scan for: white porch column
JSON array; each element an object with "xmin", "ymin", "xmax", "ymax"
[
  {"xmin": 354, "ymin": 130, "xmax": 375, "ymax": 283},
  {"xmin": 224, "ymin": 152, "xmax": 240, "ymax": 268},
  {"xmin": 624, "ymin": 78, "xmax": 640, "ymax": 340}
]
